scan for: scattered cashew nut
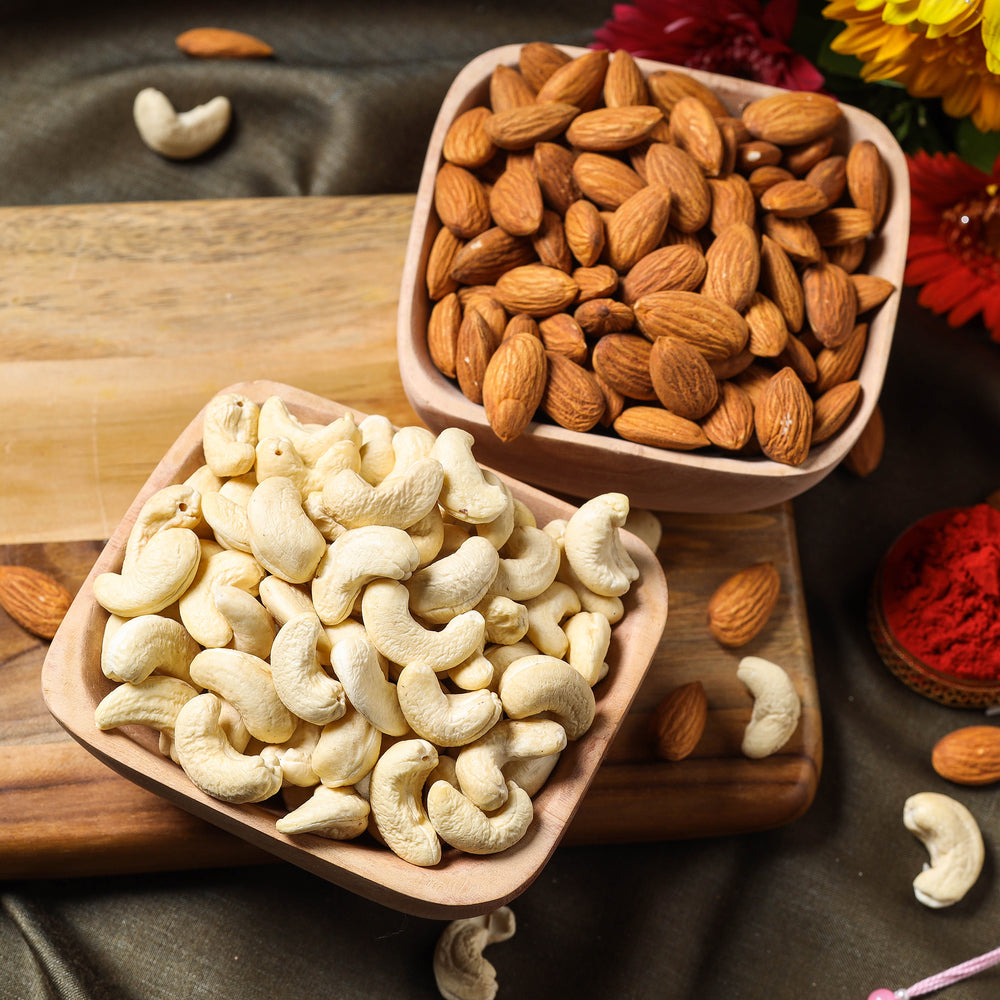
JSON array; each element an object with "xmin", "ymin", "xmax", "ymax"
[
  {"xmin": 736, "ymin": 655, "xmax": 801, "ymax": 759},
  {"xmin": 133, "ymin": 87, "xmax": 232, "ymax": 160},
  {"xmin": 433, "ymin": 907, "xmax": 516, "ymax": 1000}
]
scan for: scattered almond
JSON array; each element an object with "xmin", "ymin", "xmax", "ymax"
[
  {"xmin": 175, "ymin": 27, "xmax": 273, "ymax": 59},
  {"xmin": 0, "ymin": 565, "xmax": 74, "ymax": 640},
  {"xmin": 707, "ymin": 562, "xmax": 781, "ymax": 647},
  {"xmin": 932, "ymin": 726, "xmax": 1000, "ymax": 786},
  {"xmin": 650, "ymin": 681, "xmax": 708, "ymax": 761}
]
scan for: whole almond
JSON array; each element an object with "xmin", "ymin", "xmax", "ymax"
[
  {"xmin": 814, "ymin": 322, "xmax": 868, "ymax": 394},
  {"xmin": 535, "ymin": 49, "xmax": 609, "ymax": 110},
  {"xmin": 669, "ymin": 95, "xmax": 724, "ymax": 176},
  {"xmin": 538, "ymin": 312, "xmax": 588, "ymax": 363},
  {"xmin": 434, "ymin": 163, "xmax": 491, "ymax": 239},
  {"xmin": 485, "ymin": 102, "xmax": 580, "ymax": 150},
  {"xmin": 482, "ymin": 333, "xmax": 548, "ymax": 441},
  {"xmin": 782, "ymin": 133, "xmax": 835, "ymax": 176},
  {"xmin": 564, "ymin": 198, "xmax": 606, "ymax": 268},
  {"xmin": 426, "ymin": 225, "xmax": 462, "ymax": 300},
  {"xmin": 643, "ymin": 142, "xmax": 712, "ymax": 233},
  {"xmin": 573, "ymin": 264, "xmax": 619, "ymax": 301},
  {"xmin": 646, "ymin": 69, "xmax": 729, "ymax": 117},
  {"xmin": 759, "ymin": 179, "xmax": 829, "ymax": 218},
  {"xmin": 605, "ymin": 184, "xmax": 672, "ymax": 272},
  {"xmin": 847, "ymin": 139, "xmax": 889, "ymax": 228},
  {"xmin": 565, "ymin": 106, "xmax": 662, "ymax": 152},
  {"xmin": 759, "ymin": 234, "xmax": 804, "ymax": 332},
  {"xmin": 932, "ymin": 726, "xmax": 1000, "ymax": 786},
  {"xmin": 489, "ymin": 165, "xmax": 544, "ymax": 236},
  {"xmin": 427, "ymin": 292, "xmax": 462, "ymax": 378},
  {"xmin": 707, "ymin": 173, "xmax": 757, "ymax": 234},
  {"xmin": 746, "ymin": 165, "xmax": 795, "ymax": 199},
  {"xmin": 803, "ymin": 262, "xmax": 857, "ymax": 348},
  {"xmin": 701, "ymin": 221, "xmax": 759, "ymax": 313},
  {"xmin": 443, "ymin": 106, "xmax": 497, "ymax": 168},
  {"xmin": 455, "ymin": 308, "xmax": 497, "ymax": 404},
  {"xmin": 591, "ymin": 333, "xmax": 657, "ymax": 400},
  {"xmin": 503, "ymin": 312, "xmax": 541, "ymax": 340},
  {"xmin": 531, "ymin": 209, "xmax": 573, "ymax": 272},
  {"xmin": 604, "ymin": 49, "xmax": 650, "ymax": 107},
  {"xmin": 534, "ymin": 141, "xmax": 582, "ymax": 215},
  {"xmin": 851, "ymin": 273, "xmax": 895, "ymax": 313},
  {"xmin": 737, "ymin": 140, "xmax": 783, "ymax": 172},
  {"xmin": 572, "ymin": 152, "xmax": 646, "ymax": 209},
  {"xmin": 755, "ymin": 366, "xmax": 813, "ymax": 466},
  {"xmin": 707, "ymin": 561, "xmax": 781, "ymax": 647},
  {"xmin": 634, "ymin": 290, "xmax": 749, "ymax": 362},
  {"xmin": 495, "ymin": 263, "xmax": 578, "ymax": 317},
  {"xmin": 0, "ymin": 565, "xmax": 74, "ymax": 639},
  {"xmin": 650, "ymin": 681, "xmax": 708, "ymax": 761},
  {"xmin": 541, "ymin": 352, "xmax": 606, "ymax": 431},
  {"xmin": 175, "ymin": 27, "xmax": 273, "ymax": 58},
  {"xmin": 519, "ymin": 41, "xmax": 571, "ymax": 91},
  {"xmin": 741, "ymin": 91, "xmax": 842, "ymax": 145},
  {"xmin": 620, "ymin": 244, "xmax": 707, "ymax": 305},
  {"xmin": 574, "ymin": 297, "xmax": 634, "ymax": 337},
  {"xmin": 774, "ymin": 333, "xmax": 818, "ymax": 385},
  {"xmin": 648, "ymin": 336, "xmax": 719, "ymax": 420},
  {"xmin": 811, "ymin": 379, "xmax": 862, "ymax": 444},
  {"xmin": 810, "ymin": 207, "xmax": 875, "ymax": 246},
  {"xmin": 805, "ymin": 154, "xmax": 847, "ymax": 206},
  {"xmin": 744, "ymin": 291, "xmax": 789, "ymax": 357},
  {"xmin": 490, "ymin": 64, "xmax": 537, "ymax": 112},
  {"xmin": 844, "ymin": 403, "xmax": 884, "ymax": 477},
  {"xmin": 613, "ymin": 406, "xmax": 711, "ymax": 451},
  {"xmin": 450, "ymin": 226, "xmax": 535, "ymax": 285},
  {"xmin": 761, "ymin": 213, "xmax": 823, "ymax": 264},
  {"xmin": 826, "ymin": 238, "xmax": 868, "ymax": 273},
  {"xmin": 700, "ymin": 380, "xmax": 755, "ymax": 451}
]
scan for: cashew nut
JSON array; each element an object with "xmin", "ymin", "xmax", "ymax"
[
  {"xmin": 433, "ymin": 907, "xmax": 516, "ymax": 1000},
  {"xmin": 388, "ymin": 424, "xmax": 437, "ymax": 475},
  {"xmin": 474, "ymin": 471, "xmax": 516, "ymax": 550},
  {"xmin": 100, "ymin": 613, "xmax": 201, "ymax": 685},
  {"xmin": 358, "ymin": 413, "xmax": 396, "ymax": 486},
  {"xmin": 311, "ymin": 526, "xmax": 420, "ymax": 626},
  {"xmin": 903, "ymin": 792, "xmax": 985, "ymax": 908},
  {"xmin": 406, "ymin": 506, "xmax": 446, "ymax": 567},
  {"xmin": 475, "ymin": 595, "xmax": 529, "ymax": 646},
  {"xmin": 257, "ymin": 395, "xmax": 360, "ymax": 466},
  {"xmin": 200, "ymin": 490, "xmax": 252, "ymax": 552},
  {"xmin": 269, "ymin": 613, "xmax": 346, "ymax": 726},
  {"xmin": 396, "ymin": 661, "xmax": 503, "ymax": 747},
  {"xmin": 94, "ymin": 674, "xmax": 199, "ymax": 738},
  {"xmin": 122, "ymin": 484, "xmax": 203, "ymax": 575},
  {"xmin": 275, "ymin": 784, "xmax": 370, "ymax": 839},
  {"xmin": 319, "ymin": 457, "xmax": 444, "ymax": 530},
  {"xmin": 523, "ymin": 581, "xmax": 581, "ymax": 657},
  {"xmin": 405, "ymin": 535, "xmax": 500, "ymax": 624},
  {"xmin": 174, "ymin": 692, "xmax": 283, "ymax": 804},
  {"xmin": 94, "ymin": 526, "xmax": 202, "ymax": 617},
  {"xmin": 201, "ymin": 392, "xmax": 259, "ymax": 477},
  {"xmin": 260, "ymin": 718, "xmax": 322, "ymax": 787},
  {"xmin": 331, "ymin": 632, "xmax": 408, "ymax": 736},
  {"xmin": 213, "ymin": 583, "xmax": 276, "ymax": 658},
  {"xmin": 562, "ymin": 493, "xmax": 639, "ymax": 598},
  {"xmin": 483, "ymin": 640, "xmax": 540, "ymax": 691},
  {"xmin": 134, "ymin": 88, "xmax": 232, "ymax": 160},
  {"xmin": 488, "ymin": 525, "xmax": 561, "ymax": 601},
  {"xmin": 448, "ymin": 650, "xmax": 495, "ymax": 691},
  {"xmin": 255, "ymin": 435, "xmax": 360, "ymax": 497},
  {"xmin": 624, "ymin": 508, "xmax": 663, "ymax": 553},
  {"xmin": 311, "ymin": 702, "xmax": 382, "ymax": 787},
  {"xmin": 454, "ymin": 718, "xmax": 567, "ymax": 811},
  {"xmin": 563, "ymin": 611, "xmax": 612, "ymax": 687},
  {"xmin": 737, "ymin": 655, "xmax": 801, "ymax": 758},
  {"xmin": 498, "ymin": 654, "xmax": 596, "ymax": 740},
  {"xmin": 368, "ymin": 738, "xmax": 441, "ymax": 867},
  {"xmin": 427, "ymin": 779, "xmax": 533, "ymax": 855},
  {"xmin": 361, "ymin": 579, "xmax": 486, "ymax": 673},
  {"xmin": 246, "ymin": 476, "xmax": 326, "ymax": 584},
  {"xmin": 504, "ymin": 751, "xmax": 561, "ymax": 797},
  {"xmin": 431, "ymin": 428, "xmax": 509, "ymax": 524}
]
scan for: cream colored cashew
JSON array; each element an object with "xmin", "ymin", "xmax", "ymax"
[
  {"xmin": 246, "ymin": 476, "xmax": 326, "ymax": 584},
  {"xmin": 319, "ymin": 457, "xmax": 445, "ymax": 531},
  {"xmin": 255, "ymin": 435, "xmax": 361, "ymax": 497},
  {"xmin": 388, "ymin": 424, "xmax": 437, "ymax": 476},
  {"xmin": 189, "ymin": 647, "xmax": 297, "ymax": 744},
  {"xmin": 331, "ymin": 632, "xmax": 409, "ymax": 736},
  {"xmin": 174, "ymin": 692, "xmax": 284, "ymax": 804},
  {"xmin": 213, "ymin": 583, "xmax": 276, "ymax": 659},
  {"xmin": 396, "ymin": 661, "xmax": 503, "ymax": 747},
  {"xmin": 498, "ymin": 654, "xmax": 596, "ymax": 740},
  {"xmin": 269, "ymin": 613, "xmax": 346, "ymax": 726},
  {"xmin": 311, "ymin": 702, "xmax": 382, "ymax": 787},
  {"xmin": 427, "ymin": 779, "xmax": 533, "ymax": 855},
  {"xmin": 133, "ymin": 88, "xmax": 232, "ymax": 160},
  {"xmin": 122, "ymin": 484, "xmax": 203, "ymax": 575},
  {"xmin": 625, "ymin": 508, "xmax": 663, "ymax": 553},
  {"xmin": 258, "ymin": 576, "xmax": 333, "ymax": 663},
  {"xmin": 429, "ymin": 752, "xmax": 460, "ymax": 790},
  {"xmin": 361, "ymin": 579, "xmax": 486, "ymax": 673},
  {"xmin": 275, "ymin": 784, "xmax": 370, "ymax": 839},
  {"xmin": 94, "ymin": 674, "xmax": 199, "ymax": 737},
  {"xmin": 358, "ymin": 413, "xmax": 396, "ymax": 485},
  {"xmin": 454, "ymin": 718, "xmax": 567, "ymax": 811},
  {"xmin": 201, "ymin": 392, "xmax": 259, "ymax": 477},
  {"xmin": 545, "ymin": 519, "xmax": 625, "ymax": 622},
  {"xmin": 564, "ymin": 611, "xmax": 612, "ymax": 686},
  {"xmin": 903, "ymin": 792, "xmax": 985, "ymax": 908},
  {"xmin": 737, "ymin": 655, "xmax": 801, "ymax": 758},
  {"xmin": 311, "ymin": 526, "xmax": 420, "ymax": 626},
  {"xmin": 94, "ymin": 526, "xmax": 202, "ymax": 617},
  {"xmin": 484, "ymin": 640, "xmax": 540, "ymax": 692},
  {"xmin": 257, "ymin": 395, "xmax": 361, "ymax": 466},
  {"xmin": 475, "ymin": 595, "xmax": 529, "ymax": 646},
  {"xmin": 504, "ymin": 750, "xmax": 561, "ymax": 797},
  {"xmin": 185, "ymin": 464, "xmax": 224, "ymax": 497},
  {"xmin": 406, "ymin": 535, "xmax": 500, "ymax": 624},
  {"xmin": 160, "ymin": 695, "xmax": 251, "ymax": 764},
  {"xmin": 474, "ymin": 471, "xmax": 516, "ymax": 549},
  {"xmin": 100, "ymin": 613, "xmax": 201, "ymax": 685},
  {"xmin": 523, "ymin": 582, "xmax": 582, "ymax": 657},
  {"xmin": 260, "ymin": 718, "xmax": 322, "ymax": 787},
  {"xmin": 368, "ymin": 738, "xmax": 441, "ymax": 867},
  {"xmin": 177, "ymin": 542, "xmax": 265, "ymax": 648},
  {"xmin": 562, "ymin": 493, "xmax": 640, "ymax": 598},
  {"xmin": 488, "ymin": 525, "xmax": 561, "ymax": 602},
  {"xmin": 407, "ymin": 506, "xmax": 446, "ymax": 567},
  {"xmin": 431, "ymin": 428, "xmax": 508, "ymax": 524},
  {"xmin": 200, "ymin": 490, "xmax": 252, "ymax": 552},
  {"xmin": 448, "ymin": 650, "xmax": 495, "ymax": 691},
  {"xmin": 433, "ymin": 907, "xmax": 516, "ymax": 1000}
]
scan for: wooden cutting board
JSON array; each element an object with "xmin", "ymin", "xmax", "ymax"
[{"xmin": 0, "ymin": 195, "xmax": 820, "ymax": 879}]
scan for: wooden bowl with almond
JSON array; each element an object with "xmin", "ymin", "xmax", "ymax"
[{"xmin": 397, "ymin": 43, "xmax": 909, "ymax": 513}]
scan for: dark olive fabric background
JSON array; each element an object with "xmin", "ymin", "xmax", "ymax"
[{"xmin": 4, "ymin": 3, "xmax": 1000, "ymax": 998}]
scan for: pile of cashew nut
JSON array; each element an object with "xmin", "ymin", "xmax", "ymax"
[{"xmin": 92, "ymin": 392, "xmax": 642, "ymax": 866}]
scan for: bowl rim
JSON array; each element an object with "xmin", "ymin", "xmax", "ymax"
[
  {"xmin": 40, "ymin": 378, "xmax": 668, "ymax": 918},
  {"xmin": 396, "ymin": 43, "xmax": 910, "ymax": 506}
]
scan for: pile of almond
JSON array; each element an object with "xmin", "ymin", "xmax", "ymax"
[{"xmin": 423, "ymin": 43, "xmax": 896, "ymax": 466}]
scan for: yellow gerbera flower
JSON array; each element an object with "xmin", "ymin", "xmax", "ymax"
[{"xmin": 823, "ymin": 0, "xmax": 1000, "ymax": 130}]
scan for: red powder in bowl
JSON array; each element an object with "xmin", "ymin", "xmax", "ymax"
[{"xmin": 880, "ymin": 504, "xmax": 1000, "ymax": 681}]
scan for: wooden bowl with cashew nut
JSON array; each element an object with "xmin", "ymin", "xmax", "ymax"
[
  {"xmin": 396, "ymin": 43, "xmax": 910, "ymax": 513},
  {"xmin": 42, "ymin": 379, "xmax": 668, "ymax": 919}
]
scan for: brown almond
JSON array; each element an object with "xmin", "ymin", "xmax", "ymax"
[
  {"xmin": 732, "ymin": 362, "xmax": 774, "ymax": 408},
  {"xmin": 565, "ymin": 105, "xmax": 662, "ymax": 152},
  {"xmin": 701, "ymin": 222, "xmax": 760, "ymax": 313},
  {"xmin": 484, "ymin": 102, "xmax": 580, "ymax": 150},
  {"xmin": 650, "ymin": 681, "xmax": 708, "ymax": 761},
  {"xmin": 747, "ymin": 165, "xmax": 795, "ymax": 199},
  {"xmin": 490, "ymin": 64, "xmax": 537, "ymax": 112},
  {"xmin": 707, "ymin": 173, "xmax": 757, "ymax": 235},
  {"xmin": 851, "ymin": 273, "xmax": 895, "ymax": 313},
  {"xmin": 519, "ymin": 41, "xmax": 571, "ymax": 91},
  {"xmin": 620, "ymin": 244, "xmax": 707, "ymax": 305},
  {"xmin": 426, "ymin": 225, "xmax": 463, "ymax": 300},
  {"xmin": 811, "ymin": 380, "xmax": 862, "ymax": 445},
  {"xmin": 669, "ymin": 95, "xmax": 724, "ymax": 176},
  {"xmin": 574, "ymin": 297, "xmax": 635, "ymax": 337},
  {"xmin": 482, "ymin": 333, "xmax": 548, "ymax": 441},
  {"xmin": 759, "ymin": 179, "xmax": 829, "ymax": 218},
  {"xmin": 450, "ymin": 227, "xmax": 535, "ymax": 285},
  {"xmin": 646, "ymin": 69, "xmax": 729, "ymax": 118},
  {"xmin": 613, "ymin": 406, "xmax": 711, "ymax": 451},
  {"xmin": 538, "ymin": 312, "xmax": 588, "ymax": 363},
  {"xmin": 605, "ymin": 184, "xmax": 672, "ymax": 272},
  {"xmin": 700, "ymin": 380, "xmax": 755, "ymax": 451},
  {"xmin": 489, "ymin": 164, "xmax": 544, "ymax": 236},
  {"xmin": 810, "ymin": 207, "xmax": 875, "ymax": 246},
  {"xmin": 761, "ymin": 213, "xmax": 822, "ymax": 264},
  {"xmin": 573, "ymin": 264, "xmax": 619, "ymax": 301},
  {"xmin": 648, "ymin": 336, "xmax": 719, "ymax": 420},
  {"xmin": 572, "ymin": 152, "xmax": 646, "ymax": 209},
  {"xmin": 503, "ymin": 312, "xmax": 540, "ymax": 341},
  {"xmin": 427, "ymin": 292, "xmax": 462, "ymax": 378},
  {"xmin": 814, "ymin": 322, "xmax": 868, "ymax": 394},
  {"xmin": 744, "ymin": 291, "xmax": 789, "ymax": 358},
  {"xmin": 594, "ymin": 372, "xmax": 626, "ymax": 427},
  {"xmin": 826, "ymin": 239, "xmax": 868, "ymax": 273},
  {"xmin": 534, "ymin": 141, "xmax": 582, "ymax": 215},
  {"xmin": 592, "ymin": 333, "xmax": 657, "ymax": 400},
  {"xmin": 782, "ymin": 133, "xmax": 835, "ymax": 176},
  {"xmin": 634, "ymin": 290, "xmax": 749, "ymax": 362},
  {"xmin": 604, "ymin": 49, "xmax": 650, "ymax": 107},
  {"xmin": 175, "ymin": 27, "xmax": 273, "ymax": 58},
  {"xmin": 643, "ymin": 142, "xmax": 712, "ymax": 233},
  {"xmin": 709, "ymin": 347, "xmax": 755, "ymax": 381},
  {"xmin": 564, "ymin": 198, "xmax": 606, "ymax": 268},
  {"xmin": 455, "ymin": 308, "xmax": 497, "ymax": 404},
  {"xmin": 737, "ymin": 140, "xmax": 783, "ymax": 172},
  {"xmin": 847, "ymin": 139, "xmax": 889, "ymax": 228},
  {"xmin": 742, "ymin": 91, "xmax": 842, "ymax": 145},
  {"xmin": 443, "ymin": 106, "xmax": 497, "ymax": 169},
  {"xmin": 803, "ymin": 262, "xmax": 857, "ymax": 348},
  {"xmin": 535, "ymin": 49, "xmax": 609, "ymax": 110},
  {"xmin": 707, "ymin": 561, "xmax": 781, "ymax": 647},
  {"xmin": 759, "ymin": 234, "xmax": 804, "ymax": 333},
  {"xmin": 932, "ymin": 726, "xmax": 1000, "ymax": 786},
  {"xmin": 541, "ymin": 352, "xmax": 606, "ymax": 431},
  {"xmin": 495, "ymin": 263, "xmax": 579, "ymax": 316},
  {"xmin": 844, "ymin": 403, "xmax": 884, "ymax": 477},
  {"xmin": 774, "ymin": 333, "xmax": 818, "ymax": 385},
  {"xmin": 531, "ymin": 209, "xmax": 573, "ymax": 272},
  {"xmin": 755, "ymin": 367, "xmax": 813, "ymax": 466},
  {"xmin": 434, "ymin": 162, "xmax": 491, "ymax": 239},
  {"xmin": 0, "ymin": 565, "xmax": 74, "ymax": 640},
  {"xmin": 805, "ymin": 154, "xmax": 847, "ymax": 206}
]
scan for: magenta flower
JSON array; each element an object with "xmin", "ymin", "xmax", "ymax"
[{"xmin": 591, "ymin": 0, "xmax": 824, "ymax": 91}]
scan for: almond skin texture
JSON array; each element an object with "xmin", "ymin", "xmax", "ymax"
[
  {"xmin": 803, "ymin": 262, "xmax": 857, "ymax": 348},
  {"xmin": 572, "ymin": 152, "xmax": 646, "ymax": 210},
  {"xmin": 755, "ymin": 367, "xmax": 813, "ymax": 466},
  {"xmin": 434, "ymin": 163, "xmax": 491, "ymax": 239},
  {"xmin": 700, "ymin": 380, "xmax": 755, "ymax": 451},
  {"xmin": 613, "ymin": 406, "xmax": 711, "ymax": 451},
  {"xmin": 0, "ymin": 565, "xmax": 74, "ymax": 639},
  {"xmin": 620, "ymin": 244, "xmax": 707, "ymax": 305},
  {"xmin": 485, "ymin": 102, "xmax": 580, "ymax": 150},
  {"xmin": 565, "ymin": 105, "xmax": 662, "ymax": 152},
  {"xmin": 634, "ymin": 290, "xmax": 749, "ymax": 362},
  {"xmin": 707, "ymin": 561, "xmax": 781, "ymax": 647},
  {"xmin": 844, "ymin": 403, "xmax": 884, "ymax": 477},
  {"xmin": 489, "ymin": 165, "xmax": 543, "ymax": 236},
  {"xmin": 482, "ymin": 333, "xmax": 548, "ymax": 441},
  {"xmin": 846, "ymin": 139, "xmax": 889, "ymax": 228},
  {"xmin": 605, "ymin": 184, "xmax": 672, "ymax": 272},
  {"xmin": 643, "ymin": 142, "xmax": 712, "ymax": 233},
  {"xmin": 535, "ymin": 49, "xmax": 609, "ymax": 111},
  {"xmin": 540, "ymin": 353, "xmax": 606, "ymax": 431},
  {"xmin": 811, "ymin": 379, "xmax": 861, "ymax": 445},
  {"xmin": 175, "ymin": 27, "xmax": 273, "ymax": 58},
  {"xmin": 449, "ymin": 226, "xmax": 535, "ymax": 286},
  {"xmin": 741, "ymin": 91, "xmax": 842, "ymax": 145},
  {"xmin": 604, "ymin": 49, "xmax": 650, "ymax": 107},
  {"xmin": 495, "ymin": 264, "xmax": 579, "ymax": 317},
  {"xmin": 648, "ymin": 336, "xmax": 719, "ymax": 420},
  {"xmin": 932, "ymin": 726, "xmax": 1000, "ymax": 786},
  {"xmin": 650, "ymin": 681, "xmax": 708, "ymax": 761},
  {"xmin": 564, "ymin": 198, "xmax": 606, "ymax": 267},
  {"xmin": 701, "ymin": 221, "xmax": 760, "ymax": 313},
  {"xmin": 669, "ymin": 96, "xmax": 724, "ymax": 176},
  {"xmin": 443, "ymin": 106, "xmax": 497, "ymax": 168},
  {"xmin": 592, "ymin": 333, "xmax": 656, "ymax": 401}
]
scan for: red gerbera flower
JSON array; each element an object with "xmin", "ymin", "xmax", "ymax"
[
  {"xmin": 906, "ymin": 150, "xmax": 1000, "ymax": 341},
  {"xmin": 591, "ymin": 0, "xmax": 824, "ymax": 91}
]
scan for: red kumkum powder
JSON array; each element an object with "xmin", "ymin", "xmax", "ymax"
[{"xmin": 881, "ymin": 504, "xmax": 1000, "ymax": 681}]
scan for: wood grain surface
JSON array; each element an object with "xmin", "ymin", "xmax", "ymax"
[{"xmin": 0, "ymin": 195, "xmax": 820, "ymax": 881}]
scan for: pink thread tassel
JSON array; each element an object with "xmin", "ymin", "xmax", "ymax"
[{"xmin": 868, "ymin": 945, "xmax": 1000, "ymax": 998}]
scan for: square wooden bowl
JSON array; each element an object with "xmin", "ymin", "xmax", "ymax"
[
  {"xmin": 397, "ymin": 44, "xmax": 909, "ymax": 513},
  {"xmin": 41, "ymin": 380, "xmax": 668, "ymax": 919}
]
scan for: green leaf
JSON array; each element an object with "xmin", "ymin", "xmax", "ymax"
[{"xmin": 954, "ymin": 118, "xmax": 1000, "ymax": 172}]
